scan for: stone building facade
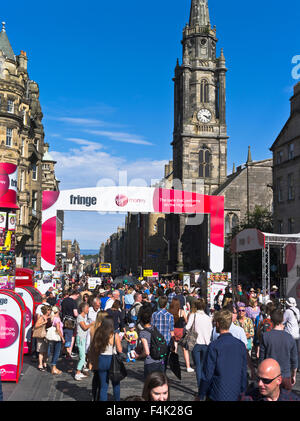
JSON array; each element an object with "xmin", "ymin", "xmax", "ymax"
[
  {"xmin": 271, "ymin": 81, "xmax": 300, "ymax": 234},
  {"xmin": 0, "ymin": 23, "xmax": 61, "ymax": 269}
]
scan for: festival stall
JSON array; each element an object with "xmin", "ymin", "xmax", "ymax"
[{"xmin": 0, "ymin": 289, "xmax": 26, "ymax": 382}]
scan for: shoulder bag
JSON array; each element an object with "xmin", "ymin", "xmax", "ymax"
[
  {"xmin": 32, "ymin": 319, "xmax": 47, "ymax": 339},
  {"xmin": 46, "ymin": 320, "xmax": 61, "ymax": 342},
  {"xmin": 178, "ymin": 313, "xmax": 198, "ymax": 351},
  {"xmin": 109, "ymin": 334, "xmax": 127, "ymax": 383}
]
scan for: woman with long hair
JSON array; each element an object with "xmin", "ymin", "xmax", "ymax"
[
  {"xmin": 94, "ymin": 316, "xmax": 123, "ymax": 401},
  {"xmin": 142, "ymin": 371, "xmax": 170, "ymax": 401},
  {"xmin": 187, "ymin": 298, "xmax": 212, "ymax": 391},
  {"xmin": 168, "ymin": 298, "xmax": 193, "ymax": 372},
  {"xmin": 88, "ymin": 311, "xmax": 108, "ymax": 401}
]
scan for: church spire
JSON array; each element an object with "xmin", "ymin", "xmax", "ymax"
[
  {"xmin": 0, "ymin": 21, "xmax": 15, "ymax": 61},
  {"xmin": 189, "ymin": 0, "xmax": 210, "ymax": 27}
]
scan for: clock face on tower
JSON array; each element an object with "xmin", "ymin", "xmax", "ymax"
[{"xmin": 197, "ymin": 108, "xmax": 212, "ymax": 123}]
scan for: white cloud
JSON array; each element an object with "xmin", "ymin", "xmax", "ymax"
[
  {"xmin": 51, "ymin": 142, "xmax": 168, "ymax": 189},
  {"xmin": 51, "ymin": 117, "xmax": 107, "ymax": 127},
  {"xmin": 86, "ymin": 129, "xmax": 153, "ymax": 146},
  {"xmin": 51, "ymin": 143, "xmax": 168, "ymax": 248}
]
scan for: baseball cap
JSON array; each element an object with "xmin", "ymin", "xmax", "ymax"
[{"xmin": 128, "ymin": 323, "xmax": 135, "ymax": 328}]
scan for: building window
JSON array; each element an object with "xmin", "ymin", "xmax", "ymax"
[
  {"xmin": 288, "ymin": 218, "xmax": 294, "ymax": 234},
  {"xmin": 232, "ymin": 214, "xmax": 239, "ymax": 230},
  {"xmin": 225, "ymin": 215, "xmax": 230, "ymax": 235},
  {"xmin": 277, "ymin": 178, "xmax": 283, "ymax": 203},
  {"xmin": 278, "ymin": 220, "xmax": 283, "ymax": 234},
  {"xmin": 32, "ymin": 163, "xmax": 37, "ymax": 180},
  {"xmin": 32, "ymin": 191, "xmax": 38, "ymax": 215},
  {"xmin": 276, "ymin": 150, "xmax": 283, "ymax": 164},
  {"xmin": 6, "ymin": 128, "xmax": 12, "ymax": 146},
  {"xmin": 7, "ymin": 99, "xmax": 14, "ymax": 113},
  {"xmin": 22, "ymin": 109, "xmax": 26, "ymax": 125},
  {"xmin": 288, "ymin": 173, "xmax": 295, "ymax": 200},
  {"xmin": 18, "ymin": 206, "xmax": 23, "ymax": 225},
  {"xmin": 200, "ymin": 79, "xmax": 209, "ymax": 103},
  {"xmin": 288, "ymin": 143, "xmax": 294, "ymax": 160},
  {"xmin": 199, "ymin": 148, "xmax": 211, "ymax": 178},
  {"xmin": 19, "ymin": 170, "xmax": 24, "ymax": 191},
  {"xmin": 21, "ymin": 138, "xmax": 25, "ymax": 156}
]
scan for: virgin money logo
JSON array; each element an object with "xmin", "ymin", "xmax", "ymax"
[{"xmin": 115, "ymin": 195, "xmax": 128, "ymax": 207}]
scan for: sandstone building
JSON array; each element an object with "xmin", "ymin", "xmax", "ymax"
[
  {"xmin": 0, "ymin": 22, "xmax": 61, "ymax": 269},
  {"xmin": 271, "ymin": 81, "xmax": 300, "ymax": 234}
]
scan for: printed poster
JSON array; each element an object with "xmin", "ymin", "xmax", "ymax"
[
  {"xmin": 0, "ymin": 212, "xmax": 7, "ymax": 230},
  {"xmin": 8, "ymin": 213, "xmax": 16, "ymax": 231}
]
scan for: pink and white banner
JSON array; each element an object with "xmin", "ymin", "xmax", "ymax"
[
  {"xmin": 0, "ymin": 163, "xmax": 19, "ymax": 209},
  {"xmin": 41, "ymin": 187, "xmax": 224, "ymax": 272}
]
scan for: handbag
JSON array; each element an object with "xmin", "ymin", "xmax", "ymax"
[
  {"xmin": 63, "ymin": 315, "xmax": 76, "ymax": 329},
  {"xmin": 46, "ymin": 325, "xmax": 61, "ymax": 342},
  {"xmin": 178, "ymin": 314, "xmax": 198, "ymax": 351},
  {"xmin": 109, "ymin": 334, "xmax": 127, "ymax": 383},
  {"xmin": 32, "ymin": 319, "xmax": 47, "ymax": 339}
]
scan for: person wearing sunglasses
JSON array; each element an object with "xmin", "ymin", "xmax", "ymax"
[{"xmin": 240, "ymin": 359, "xmax": 300, "ymax": 401}]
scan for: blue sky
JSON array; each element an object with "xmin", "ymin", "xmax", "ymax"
[{"xmin": 2, "ymin": 0, "xmax": 300, "ymax": 249}]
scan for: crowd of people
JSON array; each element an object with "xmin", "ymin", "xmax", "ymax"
[{"xmin": 21, "ymin": 276, "xmax": 300, "ymax": 401}]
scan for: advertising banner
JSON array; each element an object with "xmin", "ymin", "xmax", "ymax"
[
  {"xmin": 36, "ymin": 271, "xmax": 55, "ymax": 295},
  {"xmin": 285, "ymin": 243, "xmax": 300, "ymax": 308},
  {"xmin": 206, "ymin": 272, "xmax": 231, "ymax": 309},
  {"xmin": 0, "ymin": 163, "xmax": 19, "ymax": 209},
  {"xmin": 15, "ymin": 287, "xmax": 35, "ymax": 354},
  {"xmin": 0, "ymin": 290, "xmax": 26, "ymax": 382},
  {"xmin": 41, "ymin": 187, "xmax": 224, "ymax": 273},
  {"xmin": 143, "ymin": 270, "xmax": 153, "ymax": 277}
]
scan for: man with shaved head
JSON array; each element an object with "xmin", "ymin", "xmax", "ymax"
[{"xmin": 240, "ymin": 359, "xmax": 300, "ymax": 401}]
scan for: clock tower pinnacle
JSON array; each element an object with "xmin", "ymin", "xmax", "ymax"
[{"xmin": 172, "ymin": 0, "xmax": 228, "ymax": 194}]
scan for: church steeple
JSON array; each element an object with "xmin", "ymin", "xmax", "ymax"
[{"xmin": 189, "ymin": 0, "xmax": 210, "ymax": 28}]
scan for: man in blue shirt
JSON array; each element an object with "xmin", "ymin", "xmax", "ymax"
[
  {"xmin": 212, "ymin": 303, "xmax": 247, "ymax": 346},
  {"xmin": 151, "ymin": 296, "xmax": 174, "ymax": 370},
  {"xmin": 199, "ymin": 309, "xmax": 248, "ymax": 401}
]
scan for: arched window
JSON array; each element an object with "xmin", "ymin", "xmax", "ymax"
[
  {"xmin": 225, "ymin": 214, "xmax": 231, "ymax": 235},
  {"xmin": 199, "ymin": 148, "xmax": 211, "ymax": 178},
  {"xmin": 232, "ymin": 214, "xmax": 239, "ymax": 230},
  {"xmin": 200, "ymin": 79, "xmax": 209, "ymax": 103}
]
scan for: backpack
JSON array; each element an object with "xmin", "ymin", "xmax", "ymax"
[
  {"xmin": 126, "ymin": 303, "xmax": 141, "ymax": 324},
  {"xmin": 258, "ymin": 318, "xmax": 273, "ymax": 342},
  {"xmin": 144, "ymin": 327, "xmax": 168, "ymax": 361}
]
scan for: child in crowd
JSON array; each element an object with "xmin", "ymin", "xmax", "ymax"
[{"xmin": 125, "ymin": 323, "xmax": 138, "ymax": 362}]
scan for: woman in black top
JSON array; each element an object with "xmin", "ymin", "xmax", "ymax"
[
  {"xmin": 106, "ymin": 300, "xmax": 125, "ymax": 333},
  {"xmin": 168, "ymin": 298, "xmax": 194, "ymax": 373}
]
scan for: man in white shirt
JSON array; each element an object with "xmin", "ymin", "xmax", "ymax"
[
  {"xmin": 284, "ymin": 297, "xmax": 300, "ymax": 372},
  {"xmin": 35, "ymin": 295, "xmax": 51, "ymax": 316},
  {"xmin": 104, "ymin": 290, "xmax": 120, "ymax": 311}
]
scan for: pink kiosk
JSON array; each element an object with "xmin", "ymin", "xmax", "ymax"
[
  {"xmin": 14, "ymin": 286, "xmax": 42, "ymax": 354},
  {"xmin": 0, "ymin": 163, "xmax": 26, "ymax": 382}
]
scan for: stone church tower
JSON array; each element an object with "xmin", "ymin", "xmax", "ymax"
[
  {"xmin": 172, "ymin": 0, "xmax": 228, "ymax": 194},
  {"xmin": 168, "ymin": 0, "xmax": 228, "ymax": 272}
]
